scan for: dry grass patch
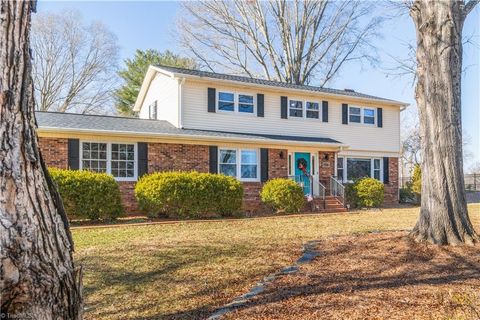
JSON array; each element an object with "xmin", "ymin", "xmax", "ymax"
[{"xmin": 73, "ymin": 204, "xmax": 480, "ymax": 319}]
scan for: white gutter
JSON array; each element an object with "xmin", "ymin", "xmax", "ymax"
[
  {"xmin": 38, "ymin": 126, "xmax": 349, "ymax": 149},
  {"xmin": 177, "ymin": 77, "xmax": 186, "ymax": 128}
]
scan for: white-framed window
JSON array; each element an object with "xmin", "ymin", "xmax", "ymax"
[
  {"xmin": 363, "ymin": 108, "xmax": 375, "ymax": 125},
  {"xmin": 306, "ymin": 102, "xmax": 320, "ymax": 119},
  {"xmin": 349, "ymin": 106, "xmax": 376, "ymax": 125},
  {"xmin": 217, "ymin": 91, "xmax": 255, "ymax": 114},
  {"xmin": 336, "ymin": 157, "xmax": 382, "ymax": 182},
  {"xmin": 349, "ymin": 106, "xmax": 361, "ymax": 123},
  {"xmin": 80, "ymin": 141, "xmax": 137, "ymax": 181},
  {"xmin": 218, "ymin": 91, "xmax": 235, "ymax": 112},
  {"xmin": 219, "ymin": 148, "xmax": 259, "ymax": 181},
  {"xmin": 238, "ymin": 94, "xmax": 254, "ymax": 113},
  {"xmin": 289, "ymin": 100, "xmax": 303, "ymax": 118}
]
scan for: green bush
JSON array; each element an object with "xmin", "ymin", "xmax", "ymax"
[
  {"xmin": 260, "ymin": 178, "xmax": 305, "ymax": 213},
  {"xmin": 344, "ymin": 182, "xmax": 359, "ymax": 209},
  {"xmin": 355, "ymin": 177, "xmax": 385, "ymax": 208},
  {"xmin": 49, "ymin": 168, "xmax": 123, "ymax": 220},
  {"xmin": 135, "ymin": 171, "xmax": 243, "ymax": 219},
  {"xmin": 399, "ymin": 184, "xmax": 416, "ymax": 203}
]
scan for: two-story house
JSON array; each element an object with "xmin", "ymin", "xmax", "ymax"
[{"xmin": 36, "ymin": 65, "xmax": 407, "ymax": 213}]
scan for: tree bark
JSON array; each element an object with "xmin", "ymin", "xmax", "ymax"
[
  {"xmin": 0, "ymin": 1, "xmax": 83, "ymax": 318},
  {"xmin": 410, "ymin": 0, "xmax": 479, "ymax": 245}
]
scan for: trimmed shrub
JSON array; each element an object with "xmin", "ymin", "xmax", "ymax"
[
  {"xmin": 260, "ymin": 178, "xmax": 305, "ymax": 213},
  {"xmin": 49, "ymin": 168, "xmax": 123, "ymax": 220},
  {"xmin": 355, "ymin": 177, "xmax": 384, "ymax": 208},
  {"xmin": 135, "ymin": 171, "xmax": 243, "ymax": 219},
  {"xmin": 344, "ymin": 182, "xmax": 359, "ymax": 208},
  {"xmin": 399, "ymin": 185, "xmax": 416, "ymax": 203}
]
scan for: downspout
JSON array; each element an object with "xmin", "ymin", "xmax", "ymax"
[{"xmin": 177, "ymin": 77, "xmax": 186, "ymax": 128}]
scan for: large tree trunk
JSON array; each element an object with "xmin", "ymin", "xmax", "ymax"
[
  {"xmin": 0, "ymin": 1, "xmax": 83, "ymax": 318},
  {"xmin": 410, "ymin": 0, "xmax": 479, "ymax": 245}
]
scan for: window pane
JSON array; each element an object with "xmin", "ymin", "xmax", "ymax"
[
  {"xmin": 337, "ymin": 169, "xmax": 344, "ymax": 181},
  {"xmin": 337, "ymin": 157, "xmax": 344, "ymax": 169},
  {"xmin": 111, "ymin": 143, "xmax": 135, "ymax": 178},
  {"xmin": 220, "ymin": 164, "xmax": 236, "ymax": 177},
  {"xmin": 349, "ymin": 115, "xmax": 361, "ymax": 123},
  {"xmin": 241, "ymin": 150, "xmax": 257, "ymax": 164},
  {"xmin": 289, "ymin": 109, "xmax": 303, "ymax": 117},
  {"xmin": 374, "ymin": 170, "xmax": 381, "ymax": 180},
  {"xmin": 241, "ymin": 165, "xmax": 257, "ymax": 178},
  {"xmin": 347, "ymin": 158, "xmax": 371, "ymax": 180},
  {"xmin": 364, "ymin": 109, "xmax": 375, "ymax": 117},
  {"xmin": 374, "ymin": 159, "xmax": 380, "ymax": 169},
  {"xmin": 218, "ymin": 101, "xmax": 234, "ymax": 111},
  {"xmin": 306, "ymin": 102, "xmax": 319, "ymax": 110},
  {"xmin": 289, "ymin": 100, "xmax": 302, "ymax": 108},
  {"xmin": 306, "ymin": 110, "xmax": 319, "ymax": 119},
  {"xmin": 220, "ymin": 149, "xmax": 236, "ymax": 164},
  {"xmin": 239, "ymin": 95, "xmax": 253, "ymax": 104},
  {"xmin": 219, "ymin": 92, "xmax": 234, "ymax": 102},
  {"xmin": 349, "ymin": 107, "xmax": 361, "ymax": 115},
  {"xmin": 364, "ymin": 116, "xmax": 375, "ymax": 124},
  {"xmin": 239, "ymin": 104, "xmax": 253, "ymax": 113}
]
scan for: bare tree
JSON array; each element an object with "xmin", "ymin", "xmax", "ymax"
[
  {"xmin": 0, "ymin": 1, "xmax": 82, "ymax": 318},
  {"xmin": 178, "ymin": 0, "xmax": 382, "ymax": 86},
  {"xmin": 31, "ymin": 10, "xmax": 119, "ymax": 114},
  {"xmin": 409, "ymin": 0, "xmax": 479, "ymax": 245}
]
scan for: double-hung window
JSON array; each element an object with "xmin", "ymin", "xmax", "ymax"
[
  {"xmin": 289, "ymin": 100, "xmax": 303, "ymax": 118},
  {"xmin": 306, "ymin": 102, "xmax": 320, "ymax": 119},
  {"xmin": 217, "ymin": 91, "xmax": 255, "ymax": 114},
  {"xmin": 363, "ymin": 108, "xmax": 375, "ymax": 125},
  {"xmin": 349, "ymin": 107, "xmax": 361, "ymax": 123},
  {"xmin": 218, "ymin": 92, "xmax": 235, "ymax": 112},
  {"xmin": 81, "ymin": 141, "xmax": 137, "ymax": 181},
  {"xmin": 337, "ymin": 157, "xmax": 382, "ymax": 182},
  {"xmin": 219, "ymin": 148, "xmax": 259, "ymax": 181}
]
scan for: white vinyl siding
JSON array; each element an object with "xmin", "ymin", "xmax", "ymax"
[{"xmin": 182, "ymin": 80, "xmax": 401, "ymax": 153}]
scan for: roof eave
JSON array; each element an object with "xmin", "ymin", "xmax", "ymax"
[
  {"xmin": 37, "ymin": 126, "xmax": 348, "ymax": 149},
  {"xmin": 155, "ymin": 67, "xmax": 409, "ymax": 107}
]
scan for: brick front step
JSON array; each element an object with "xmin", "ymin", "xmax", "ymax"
[{"xmin": 308, "ymin": 196, "xmax": 347, "ymax": 213}]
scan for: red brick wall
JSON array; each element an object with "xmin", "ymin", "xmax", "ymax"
[
  {"xmin": 242, "ymin": 148, "xmax": 289, "ymax": 213},
  {"xmin": 384, "ymin": 157, "xmax": 399, "ymax": 204},
  {"xmin": 148, "ymin": 143, "xmax": 209, "ymax": 173},
  {"xmin": 118, "ymin": 182, "xmax": 138, "ymax": 213},
  {"xmin": 38, "ymin": 137, "xmax": 68, "ymax": 169}
]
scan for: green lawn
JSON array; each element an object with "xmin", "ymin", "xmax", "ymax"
[{"xmin": 73, "ymin": 204, "xmax": 480, "ymax": 320}]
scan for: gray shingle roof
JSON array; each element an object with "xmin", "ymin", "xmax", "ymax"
[
  {"xmin": 36, "ymin": 111, "xmax": 342, "ymax": 145},
  {"xmin": 156, "ymin": 65, "xmax": 402, "ymax": 104}
]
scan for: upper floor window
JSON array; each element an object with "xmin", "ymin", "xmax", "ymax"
[
  {"xmin": 81, "ymin": 141, "xmax": 137, "ymax": 181},
  {"xmin": 217, "ymin": 91, "xmax": 255, "ymax": 114},
  {"xmin": 306, "ymin": 102, "xmax": 319, "ymax": 119},
  {"xmin": 289, "ymin": 99, "xmax": 321, "ymax": 119},
  {"xmin": 219, "ymin": 148, "xmax": 259, "ymax": 181},
  {"xmin": 289, "ymin": 100, "xmax": 303, "ymax": 117},
  {"xmin": 349, "ymin": 106, "xmax": 376, "ymax": 125}
]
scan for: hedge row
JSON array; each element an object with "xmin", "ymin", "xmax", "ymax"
[
  {"xmin": 49, "ymin": 168, "xmax": 123, "ymax": 220},
  {"xmin": 135, "ymin": 171, "xmax": 243, "ymax": 219}
]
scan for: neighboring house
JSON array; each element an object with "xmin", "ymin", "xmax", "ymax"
[{"xmin": 37, "ymin": 65, "xmax": 408, "ymax": 213}]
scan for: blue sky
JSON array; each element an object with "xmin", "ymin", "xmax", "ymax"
[{"xmin": 37, "ymin": 1, "xmax": 479, "ymax": 169}]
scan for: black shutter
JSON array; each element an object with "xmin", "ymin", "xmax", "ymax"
[
  {"xmin": 68, "ymin": 139, "xmax": 79, "ymax": 170},
  {"xmin": 138, "ymin": 142, "xmax": 148, "ymax": 177},
  {"xmin": 280, "ymin": 96, "xmax": 288, "ymax": 119},
  {"xmin": 257, "ymin": 93, "xmax": 264, "ymax": 117},
  {"xmin": 377, "ymin": 107, "xmax": 383, "ymax": 128},
  {"xmin": 208, "ymin": 88, "xmax": 216, "ymax": 113},
  {"xmin": 383, "ymin": 157, "xmax": 389, "ymax": 184},
  {"xmin": 342, "ymin": 103, "xmax": 348, "ymax": 124},
  {"xmin": 209, "ymin": 146, "xmax": 218, "ymax": 174},
  {"xmin": 260, "ymin": 148, "xmax": 269, "ymax": 182},
  {"xmin": 322, "ymin": 101, "xmax": 328, "ymax": 122}
]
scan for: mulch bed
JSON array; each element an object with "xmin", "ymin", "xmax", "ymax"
[{"xmin": 226, "ymin": 232, "xmax": 480, "ymax": 320}]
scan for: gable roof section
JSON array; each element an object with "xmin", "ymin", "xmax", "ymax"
[{"xmin": 36, "ymin": 111, "xmax": 344, "ymax": 147}]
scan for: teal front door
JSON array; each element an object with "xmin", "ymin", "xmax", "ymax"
[{"xmin": 294, "ymin": 152, "xmax": 311, "ymax": 196}]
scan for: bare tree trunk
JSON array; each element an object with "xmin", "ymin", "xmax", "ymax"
[
  {"xmin": 0, "ymin": 1, "xmax": 83, "ymax": 318},
  {"xmin": 410, "ymin": 0, "xmax": 479, "ymax": 245}
]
